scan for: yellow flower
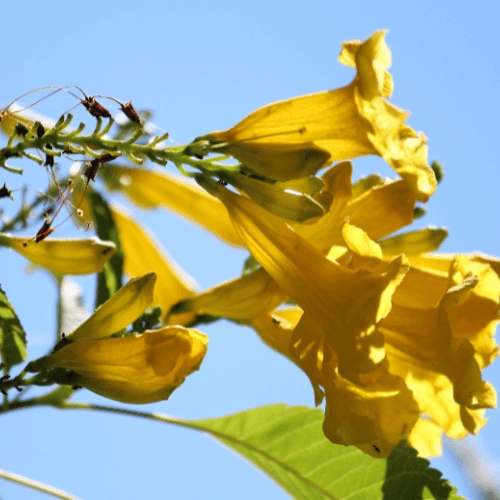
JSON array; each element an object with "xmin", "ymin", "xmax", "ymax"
[
  {"xmin": 45, "ymin": 272, "xmax": 208, "ymax": 404},
  {"xmin": 47, "ymin": 326, "xmax": 207, "ymax": 404},
  {"xmin": 201, "ymin": 31, "xmax": 436, "ymax": 202},
  {"xmin": 251, "ymin": 308, "xmax": 420, "ymax": 458},
  {"xmin": 378, "ymin": 256, "xmax": 499, "ymax": 456},
  {"xmin": 199, "ymin": 176, "xmax": 498, "ymax": 458},
  {"xmin": 250, "ymin": 237, "xmax": 499, "ymax": 458},
  {"xmin": 179, "ymin": 160, "xmax": 417, "ymax": 322},
  {"xmin": 209, "ymin": 182, "xmax": 408, "ymax": 385}
]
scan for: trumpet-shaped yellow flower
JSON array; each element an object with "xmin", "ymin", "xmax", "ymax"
[
  {"xmin": 202, "ymin": 31, "xmax": 436, "ymax": 202},
  {"xmin": 179, "ymin": 161, "xmax": 417, "ymax": 323},
  {"xmin": 210, "ymin": 182, "xmax": 408, "ymax": 384},
  {"xmin": 251, "ymin": 307, "xmax": 420, "ymax": 458},
  {"xmin": 43, "ymin": 272, "xmax": 208, "ymax": 404},
  {"xmin": 47, "ymin": 326, "xmax": 208, "ymax": 404},
  {"xmin": 0, "ymin": 234, "xmax": 116, "ymax": 275}
]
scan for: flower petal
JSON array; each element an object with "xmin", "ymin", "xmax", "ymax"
[
  {"xmin": 0, "ymin": 234, "xmax": 116, "ymax": 275},
  {"xmin": 172, "ymin": 267, "xmax": 287, "ymax": 321},
  {"xmin": 322, "ymin": 360, "xmax": 419, "ymax": 458},
  {"xmin": 103, "ymin": 167, "xmax": 242, "ymax": 247},
  {"xmin": 69, "ymin": 272, "xmax": 156, "ymax": 341},
  {"xmin": 111, "ymin": 207, "xmax": 198, "ymax": 325},
  {"xmin": 251, "ymin": 308, "xmax": 302, "ymax": 365}
]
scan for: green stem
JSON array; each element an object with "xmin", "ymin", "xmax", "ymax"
[
  {"xmin": 0, "ymin": 468, "xmax": 81, "ymax": 500},
  {"xmin": 1, "ymin": 120, "xmax": 235, "ymax": 179}
]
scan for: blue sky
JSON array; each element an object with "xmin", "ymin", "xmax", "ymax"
[{"xmin": 1, "ymin": 1, "xmax": 499, "ymax": 499}]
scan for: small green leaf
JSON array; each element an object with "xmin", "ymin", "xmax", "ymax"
[
  {"xmin": 384, "ymin": 441, "xmax": 465, "ymax": 500},
  {"xmin": 189, "ymin": 405, "xmax": 464, "ymax": 500},
  {"xmin": 378, "ymin": 228, "xmax": 449, "ymax": 255},
  {"xmin": 0, "ymin": 284, "xmax": 27, "ymax": 372},
  {"xmin": 242, "ymin": 254, "xmax": 260, "ymax": 275},
  {"xmin": 87, "ymin": 187, "xmax": 124, "ymax": 309}
]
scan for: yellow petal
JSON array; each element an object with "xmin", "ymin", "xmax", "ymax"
[
  {"xmin": 47, "ymin": 326, "xmax": 208, "ymax": 404},
  {"xmin": 322, "ymin": 360, "xmax": 419, "ymax": 458},
  {"xmin": 172, "ymin": 267, "xmax": 287, "ymax": 321},
  {"xmin": 204, "ymin": 84, "xmax": 369, "ymax": 181},
  {"xmin": 387, "ymin": 345, "xmax": 488, "ymax": 440},
  {"xmin": 296, "ymin": 174, "xmax": 417, "ymax": 255},
  {"xmin": 292, "ymin": 161, "xmax": 353, "ymax": 252},
  {"xmin": 103, "ymin": 167, "xmax": 242, "ymax": 247},
  {"xmin": 446, "ymin": 256, "xmax": 500, "ymax": 369},
  {"xmin": 380, "ymin": 272, "xmax": 479, "ymax": 363},
  {"xmin": 341, "ymin": 221, "xmax": 382, "ymax": 270},
  {"xmin": 345, "ymin": 179, "xmax": 416, "ymax": 242},
  {"xmin": 406, "ymin": 418, "xmax": 444, "ymax": 458},
  {"xmin": 290, "ymin": 312, "xmax": 327, "ymax": 405},
  {"xmin": 111, "ymin": 207, "xmax": 197, "ymax": 325},
  {"xmin": 0, "ymin": 234, "xmax": 115, "ymax": 275},
  {"xmin": 346, "ymin": 32, "xmax": 435, "ymax": 202},
  {"xmin": 251, "ymin": 308, "xmax": 303, "ymax": 364},
  {"xmin": 403, "ymin": 255, "xmax": 500, "ymax": 369},
  {"xmin": 339, "ymin": 30, "xmax": 393, "ymax": 99},
  {"xmin": 69, "ymin": 273, "xmax": 156, "ymax": 341}
]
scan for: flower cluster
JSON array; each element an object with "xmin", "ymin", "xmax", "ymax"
[
  {"xmin": 7, "ymin": 30, "xmax": 498, "ymax": 461},
  {"xmin": 165, "ymin": 30, "xmax": 497, "ymax": 458}
]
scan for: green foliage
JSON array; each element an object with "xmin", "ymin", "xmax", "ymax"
[
  {"xmin": 0, "ymin": 284, "xmax": 27, "ymax": 372},
  {"xmin": 87, "ymin": 187, "xmax": 124, "ymax": 309},
  {"xmin": 384, "ymin": 442, "xmax": 464, "ymax": 500},
  {"xmin": 191, "ymin": 405, "xmax": 463, "ymax": 500}
]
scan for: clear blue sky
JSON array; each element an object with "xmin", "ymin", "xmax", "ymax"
[{"xmin": 1, "ymin": 1, "xmax": 499, "ymax": 499}]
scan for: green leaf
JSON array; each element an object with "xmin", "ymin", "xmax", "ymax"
[
  {"xmin": 87, "ymin": 187, "xmax": 124, "ymax": 309},
  {"xmin": 190, "ymin": 405, "xmax": 464, "ymax": 500},
  {"xmin": 0, "ymin": 284, "xmax": 27, "ymax": 372},
  {"xmin": 384, "ymin": 441, "xmax": 465, "ymax": 500}
]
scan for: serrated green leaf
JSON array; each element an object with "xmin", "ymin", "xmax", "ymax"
[
  {"xmin": 384, "ymin": 441, "xmax": 465, "ymax": 500},
  {"xmin": 87, "ymin": 187, "xmax": 124, "ymax": 309},
  {"xmin": 187, "ymin": 405, "xmax": 463, "ymax": 500},
  {"xmin": 0, "ymin": 284, "xmax": 27, "ymax": 372}
]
